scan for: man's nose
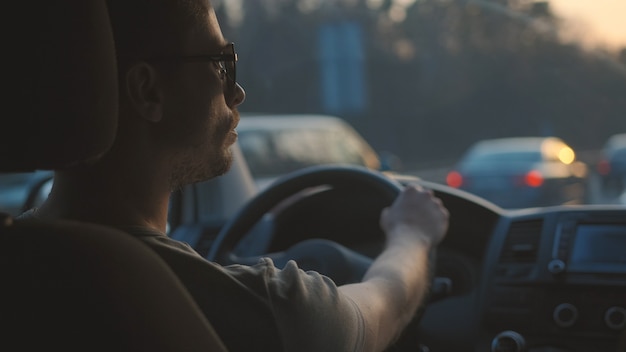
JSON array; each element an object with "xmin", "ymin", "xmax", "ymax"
[{"xmin": 231, "ymin": 82, "xmax": 246, "ymax": 107}]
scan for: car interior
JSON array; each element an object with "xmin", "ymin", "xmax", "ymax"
[{"xmin": 2, "ymin": 2, "xmax": 626, "ymax": 352}]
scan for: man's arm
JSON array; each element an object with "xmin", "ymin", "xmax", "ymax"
[{"xmin": 339, "ymin": 184, "xmax": 449, "ymax": 352}]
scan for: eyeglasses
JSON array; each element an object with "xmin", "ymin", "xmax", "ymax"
[{"xmin": 145, "ymin": 42, "xmax": 237, "ymax": 94}]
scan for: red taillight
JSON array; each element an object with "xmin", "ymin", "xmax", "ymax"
[
  {"xmin": 524, "ymin": 170, "xmax": 544, "ymax": 187},
  {"xmin": 597, "ymin": 159, "xmax": 611, "ymax": 175},
  {"xmin": 446, "ymin": 171, "xmax": 463, "ymax": 188}
]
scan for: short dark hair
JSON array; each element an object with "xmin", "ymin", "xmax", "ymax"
[{"xmin": 106, "ymin": 0, "xmax": 209, "ymax": 60}]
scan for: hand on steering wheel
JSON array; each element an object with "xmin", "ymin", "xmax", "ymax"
[{"xmin": 207, "ymin": 165, "xmax": 439, "ymax": 286}]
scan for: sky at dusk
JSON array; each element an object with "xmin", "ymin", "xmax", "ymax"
[{"xmin": 549, "ymin": 0, "xmax": 626, "ymax": 50}]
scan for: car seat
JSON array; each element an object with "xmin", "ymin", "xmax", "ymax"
[{"xmin": 0, "ymin": 2, "xmax": 227, "ymax": 351}]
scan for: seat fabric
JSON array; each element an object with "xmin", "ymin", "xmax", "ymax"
[{"xmin": 0, "ymin": 216, "xmax": 227, "ymax": 351}]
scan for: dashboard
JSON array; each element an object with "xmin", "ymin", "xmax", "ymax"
[
  {"xmin": 418, "ymin": 178, "xmax": 626, "ymax": 352},
  {"xmin": 232, "ymin": 172, "xmax": 626, "ymax": 352},
  {"xmin": 475, "ymin": 206, "xmax": 626, "ymax": 352}
]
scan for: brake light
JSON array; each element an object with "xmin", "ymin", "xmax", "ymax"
[
  {"xmin": 597, "ymin": 159, "xmax": 611, "ymax": 175},
  {"xmin": 524, "ymin": 170, "xmax": 544, "ymax": 187},
  {"xmin": 446, "ymin": 171, "xmax": 463, "ymax": 188}
]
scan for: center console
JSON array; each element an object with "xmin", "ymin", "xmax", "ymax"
[{"xmin": 480, "ymin": 209, "xmax": 626, "ymax": 352}]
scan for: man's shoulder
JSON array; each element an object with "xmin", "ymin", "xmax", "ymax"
[{"xmin": 127, "ymin": 226, "xmax": 199, "ymax": 252}]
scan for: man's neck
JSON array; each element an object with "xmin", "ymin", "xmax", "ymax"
[{"xmin": 36, "ymin": 165, "xmax": 171, "ymax": 234}]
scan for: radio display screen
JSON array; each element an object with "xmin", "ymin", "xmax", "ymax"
[{"xmin": 568, "ymin": 224, "xmax": 626, "ymax": 273}]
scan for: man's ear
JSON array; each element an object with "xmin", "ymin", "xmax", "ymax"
[{"xmin": 125, "ymin": 62, "xmax": 163, "ymax": 123}]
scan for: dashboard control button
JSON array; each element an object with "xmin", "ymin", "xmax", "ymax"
[
  {"xmin": 548, "ymin": 259, "xmax": 566, "ymax": 274},
  {"xmin": 491, "ymin": 330, "xmax": 526, "ymax": 352},
  {"xmin": 553, "ymin": 303, "xmax": 578, "ymax": 328},
  {"xmin": 604, "ymin": 307, "xmax": 626, "ymax": 330}
]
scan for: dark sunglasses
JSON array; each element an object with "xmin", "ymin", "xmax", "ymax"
[{"xmin": 145, "ymin": 42, "xmax": 237, "ymax": 93}]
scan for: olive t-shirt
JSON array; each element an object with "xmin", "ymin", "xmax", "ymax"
[{"xmin": 120, "ymin": 226, "xmax": 366, "ymax": 352}]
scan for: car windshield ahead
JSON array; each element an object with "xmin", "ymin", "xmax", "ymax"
[
  {"xmin": 1, "ymin": 0, "xmax": 625, "ymax": 213},
  {"xmin": 213, "ymin": 0, "xmax": 626, "ymax": 209}
]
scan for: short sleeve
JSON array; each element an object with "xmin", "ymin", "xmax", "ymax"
[{"xmin": 257, "ymin": 258, "xmax": 366, "ymax": 352}]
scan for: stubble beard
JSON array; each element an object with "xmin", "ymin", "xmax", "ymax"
[{"xmin": 169, "ymin": 145, "xmax": 233, "ymax": 190}]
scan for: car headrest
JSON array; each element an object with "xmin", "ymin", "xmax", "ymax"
[{"xmin": 1, "ymin": 1, "xmax": 118, "ymax": 172}]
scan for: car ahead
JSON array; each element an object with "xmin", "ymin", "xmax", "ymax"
[
  {"xmin": 4, "ymin": 1, "xmax": 626, "ymax": 352},
  {"xmin": 445, "ymin": 137, "xmax": 588, "ymax": 209},
  {"xmin": 597, "ymin": 133, "xmax": 626, "ymax": 199},
  {"xmin": 236, "ymin": 114, "xmax": 389, "ymax": 189}
]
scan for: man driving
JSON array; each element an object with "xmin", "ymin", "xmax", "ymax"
[{"xmin": 20, "ymin": 0, "xmax": 449, "ymax": 351}]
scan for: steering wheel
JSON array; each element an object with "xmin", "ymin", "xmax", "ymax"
[
  {"xmin": 207, "ymin": 164, "xmax": 436, "ymax": 286},
  {"xmin": 207, "ymin": 165, "xmax": 443, "ymax": 350}
]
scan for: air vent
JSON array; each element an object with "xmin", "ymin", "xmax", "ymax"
[{"xmin": 499, "ymin": 219, "xmax": 543, "ymax": 263}]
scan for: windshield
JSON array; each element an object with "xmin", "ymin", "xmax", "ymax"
[
  {"xmin": 215, "ymin": 0, "xmax": 626, "ymax": 208},
  {"xmin": 2, "ymin": 0, "xmax": 625, "ymax": 213}
]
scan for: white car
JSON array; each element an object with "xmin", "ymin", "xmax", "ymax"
[{"xmin": 236, "ymin": 114, "xmax": 386, "ymax": 189}]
